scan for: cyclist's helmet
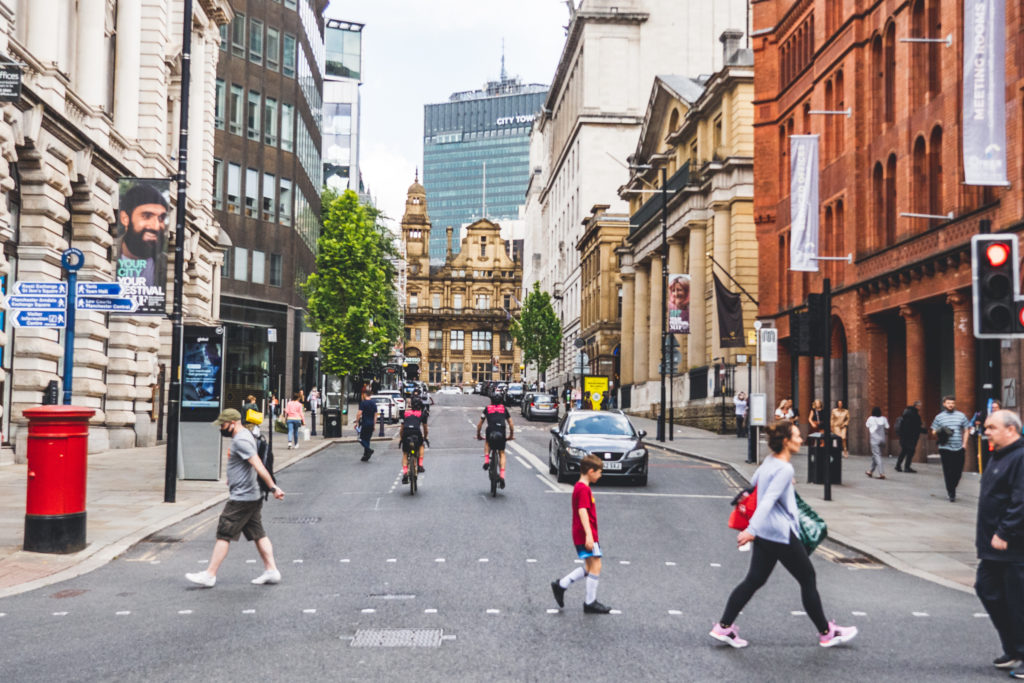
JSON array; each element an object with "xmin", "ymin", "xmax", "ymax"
[
  {"xmin": 490, "ymin": 393, "xmax": 504, "ymax": 405},
  {"xmin": 410, "ymin": 397, "xmax": 424, "ymax": 411}
]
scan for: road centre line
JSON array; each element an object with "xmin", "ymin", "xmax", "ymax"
[{"xmin": 535, "ymin": 473, "xmax": 564, "ymax": 493}]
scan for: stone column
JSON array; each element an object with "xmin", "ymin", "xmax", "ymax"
[
  {"xmin": 26, "ymin": 0, "xmax": 60, "ymax": 65},
  {"xmin": 711, "ymin": 205, "xmax": 731, "ymax": 360},
  {"xmin": 900, "ymin": 305, "xmax": 926, "ymax": 407},
  {"xmin": 633, "ymin": 261, "xmax": 650, "ymax": 383},
  {"xmin": 113, "ymin": 0, "xmax": 142, "ymax": 137},
  {"xmin": 648, "ymin": 254, "xmax": 663, "ymax": 382},
  {"xmin": 667, "ymin": 237, "xmax": 685, "ymax": 372},
  {"xmin": 948, "ymin": 291, "xmax": 976, "ymax": 421},
  {"xmin": 75, "ymin": 0, "xmax": 107, "ymax": 107},
  {"xmin": 619, "ymin": 264, "xmax": 635, "ymax": 386},
  {"xmin": 187, "ymin": 29, "xmax": 207, "ymax": 194},
  {"xmin": 864, "ymin": 319, "xmax": 888, "ymax": 454},
  {"xmin": 688, "ymin": 224, "xmax": 707, "ymax": 369}
]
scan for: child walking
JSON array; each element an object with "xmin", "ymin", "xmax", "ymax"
[{"xmin": 551, "ymin": 454, "xmax": 612, "ymax": 614}]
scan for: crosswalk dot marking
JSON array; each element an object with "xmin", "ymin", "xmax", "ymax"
[
  {"xmin": 435, "ymin": 558, "xmax": 445, "ymax": 563},
  {"xmin": 852, "ymin": 611, "xmax": 867, "ymax": 616},
  {"xmin": 526, "ymin": 559, "xmax": 537, "ymax": 563},
  {"xmin": 178, "ymin": 610, "xmax": 193, "ymax": 615},
  {"xmin": 710, "ymin": 563, "xmax": 721, "ymax": 568},
  {"xmin": 609, "ymin": 610, "xmax": 622, "ymax": 615},
  {"xmin": 52, "ymin": 612, "xmax": 67, "ymax": 616},
  {"xmin": 242, "ymin": 609, "xmax": 256, "ymax": 614},
  {"xmin": 479, "ymin": 558, "xmax": 489, "ymax": 563},
  {"xmin": 424, "ymin": 609, "xmax": 438, "ymax": 614},
  {"xmin": 387, "ymin": 558, "xmax": 397, "ymax": 563},
  {"xmin": 668, "ymin": 610, "xmax": 682, "ymax": 616},
  {"xmin": 293, "ymin": 559, "xmax": 304, "ymax": 564},
  {"xmin": 665, "ymin": 562, "xmax": 677, "ymax": 566},
  {"xmin": 361, "ymin": 608, "xmax": 375, "ymax": 614},
  {"xmin": 791, "ymin": 611, "xmax": 805, "ymax": 616},
  {"xmin": 340, "ymin": 559, "xmax": 350, "ymax": 563},
  {"xmin": 547, "ymin": 609, "xmax": 559, "ymax": 614},
  {"xmin": 303, "ymin": 609, "xmax": 317, "ymax": 614},
  {"xmin": 619, "ymin": 560, "xmax": 631, "ymax": 565},
  {"xmin": 912, "ymin": 612, "xmax": 929, "ymax": 617},
  {"xmin": 116, "ymin": 611, "xmax": 131, "ymax": 616},
  {"xmin": 486, "ymin": 609, "xmax": 500, "ymax": 614},
  {"xmin": 973, "ymin": 613, "xmax": 989, "ymax": 618}
]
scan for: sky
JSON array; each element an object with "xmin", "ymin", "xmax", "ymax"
[{"xmin": 325, "ymin": 0, "xmax": 573, "ymax": 230}]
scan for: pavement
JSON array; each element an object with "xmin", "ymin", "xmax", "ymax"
[{"xmin": 0, "ymin": 409, "xmax": 984, "ymax": 598}]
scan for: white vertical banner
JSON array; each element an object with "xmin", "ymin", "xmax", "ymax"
[
  {"xmin": 789, "ymin": 135, "xmax": 820, "ymax": 272},
  {"xmin": 963, "ymin": 0, "xmax": 1008, "ymax": 186}
]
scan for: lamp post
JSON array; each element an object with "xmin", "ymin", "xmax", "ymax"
[{"xmin": 658, "ymin": 166, "xmax": 668, "ymax": 442}]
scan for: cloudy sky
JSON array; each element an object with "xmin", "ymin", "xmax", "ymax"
[{"xmin": 325, "ymin": 0, "xmax": 572, "ymax": 229}]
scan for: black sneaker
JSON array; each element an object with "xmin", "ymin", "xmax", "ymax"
[
  {"xmin": 499, "ymin": 477, "xmax": 505, "ymax": 489},
  {"xmin": 895, "ymin": 466, "xmax": 903, "ymax": 472},
  {"xmin": 906, "ymin": 467, "xmax": 917, "ymax": 473},
  {"xmin": 948, "ymin": 494, "xmax": 956, "ymax": 502},
  {"xmin": 368, "ymin": 448, "xmax": 374, "ymax": 456},
  {"xmin": 995, "ymin": 655, "xmax": 1023, "ymax": 669},
  {"xmin": 417, "ymin": 465, "xmax": 425, "ymax": 473},
  {"xmin": 401, "ymin": 473, "xmax": 409, "ymax": 484},
  {"xmin": 360, "ymin": 452, "xmax": 371, "ymax": 462},
  {"xmin": 482, "ymin": 462, "xmax": 490, "ymax": 470},
  {"xmin": 583, "ymin": 601, "xmax": 612, "ymax": 614},
  {"xmin": 550, "ymin": 581, "xmax": 565, "ymax": 608},
  {"xmin": 1010, "ymin": 670, "xmax": 1024, "ymax": 680}
]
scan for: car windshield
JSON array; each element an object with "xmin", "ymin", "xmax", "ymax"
[
  {"xmin": 535, "ymin": 397, "xmax": 553, "ymax": 404},
  {"xmin": 565, "ymin": 414, "xmax": 634, "ymax": 436},
  {"xmin": 508, "ymin": 384, "xmax": 523, "ymax": 391}
]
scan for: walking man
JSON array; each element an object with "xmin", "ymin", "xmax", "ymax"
[
  {"xmin": 186, "ymin": 409, "xmax": 284, "ymax": 588},
  {"xmin": 308, "ymin": 386, "xmax": 321, "ymax": 436},
  {"xmin": 975, "ymin": 410, "xmax": 1024, "ymax": 675},
  {"xmin": 895, "ymin": 401, "xmax": 924, "ymax": 473},
  {"xmin": 931, "ymin": 395, "xmax": 971, "ymax": 502},
  {"xmin": 355, "ymin": 389, "xmax": 377, "ymax": 461}
]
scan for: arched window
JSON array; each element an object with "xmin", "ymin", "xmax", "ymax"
[
  {"xmin": 824, "ymin": 80, "xmax": 834, "ymax": 160},
  {"xmin": 779, "ymin": 124, "xmax": 788, "ymax": 191},
  {"xmin": 872, "ymin": 162, "xmax": 885, "ymax": 250},
  {"xmin": 668, "ymin": 107, "xmax": 679, "ymax": 133},
  {"xmin": 778, "ymin": 233, "xmax": 788, "ymax": 307},
  {"xmin": 885, "ymin": 154, "xmax": 897, "ymax": 244},
  {"xmin": 913, "ymin": 135, "xmax": 928, "ymax": 220},
  {"xmin": 802, "ymin": 102, "xmax": 811, "ymax": 135},
  {"xmin": 871, "ymin": 35, "xmax": 883, "ymax": 134},
  {"xmin": 927, "ymin": 0, "xmax": 942, "ymax": 95},
  {"xmin": 835, "ymin": 70, "xmax": 845, "ymax": 157},
  {"xmin": 884, "ymin": 23, "xmax": 896, "ymax": 124},
  {"xmin": 910, "ymin": 0, "xmax": 926, "ymax": 107},
  {"xmin": 929, "ymin": 126, "xmax": 943, "ymax": 221},
  {"xmin": 834, "ymin": 200, "xmax": 845, "ymax": 283},
  {"xmin": 823, "ymin": 205, "xmax": 834, "ymax": 271}
]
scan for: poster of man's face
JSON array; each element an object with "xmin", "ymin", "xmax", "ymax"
[
  {"xmin": 115, "ymin": 179, "xmax": 171, "ymax": 314},
  {"xmin": 667, "ymin": 273, "xmax": 690, "ymax": 334}
]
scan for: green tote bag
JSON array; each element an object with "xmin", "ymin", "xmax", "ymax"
[{"xmin": 794, "ymin": 492, "xmax": 828, "ymax": 554}]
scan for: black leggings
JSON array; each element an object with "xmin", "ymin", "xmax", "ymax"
[{"xmin": 720, "ymin": 532, "xmax": 829, "ymax": 633}]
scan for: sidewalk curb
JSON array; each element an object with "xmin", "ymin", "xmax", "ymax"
[
  {"xmin": 647, "ymin": 441, "xmax": 975, "ymax": 595},
  {"xmin": 0, "ymin": 439, "xmax": 341, "ymax": 599}
]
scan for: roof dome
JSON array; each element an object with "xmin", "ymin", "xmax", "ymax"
[{"xmin": 407, "ymin": 168, "xmax": 425, "ymax": 196}]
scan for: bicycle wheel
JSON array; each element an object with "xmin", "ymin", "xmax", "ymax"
[
  {"xmin": 406, "ymin": 449, "xmax": 417, "ymax": 495},
  {"xmin": 489, "ymin": 451, "xmax": 499, "ymax": 497}
]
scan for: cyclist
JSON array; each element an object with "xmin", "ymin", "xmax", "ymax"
[
  {"xmin": 400, "ymin": 397, "xmax": 428, "ymax": 484},
  {"xmin": 476, "ymin": 393, "xmax": 515, "ymax": 488}
]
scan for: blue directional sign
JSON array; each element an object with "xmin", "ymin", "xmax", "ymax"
[
  {"xmin": 12, "ymin": 310, "xmax": 66, "ymax": 328},
  {"xmin": 76, "ymin": 297, "xmax": 137, "ymax": 312},
  {"xmin": 4, "ymin": 295, "xmax": 67, "ymax": 310},
  {"xmin": 13, "ymin": 281, "xmax": 67, "ymax": 296},
  {"xmin": 76, "ymin": 282, "xmax": 123, "ymax": 297}
]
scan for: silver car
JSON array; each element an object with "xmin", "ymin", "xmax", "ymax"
[{"xmin": 524, "ymin": 393, "xmax": 559, "ymax": 421}]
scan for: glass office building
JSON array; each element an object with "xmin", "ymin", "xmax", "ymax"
[
  {"xmin": 423, "ymin": 75, "xmax": 547, "ymax": 262},
  {"xmin": 324, "ymin": 19, "xmax": 363, "ymax": 194}
]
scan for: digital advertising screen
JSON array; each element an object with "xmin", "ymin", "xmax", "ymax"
[{"xmin": 182, "ymin": 326, "xmax": 224, "ymax": 417}]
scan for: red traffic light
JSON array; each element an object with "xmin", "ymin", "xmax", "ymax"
[
  {"xmin": 1019, "ymin": 303, "xmax": 1024, "ymax": 329},
  {"xmin": 986, "ymin": 243, "xmax": 1011, "ymax": 267}
]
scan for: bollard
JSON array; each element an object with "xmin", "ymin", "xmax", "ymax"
[
  {"xmin": 23, "ymin": 406, "xmax": 96, "ymax": 553},
  {"xmin": 378, "ymin": 410, "xmax": 385, "ymax": 437}
]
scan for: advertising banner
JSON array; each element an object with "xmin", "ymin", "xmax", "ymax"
[
  {"xmin": 182, "ymin": 325, "xmax": 224, "ymax": 414},
  {"xmin": 115, "ymin": 178, "xmax": 170, "ymax": 314},
  {"xmin": 714, "ymin": 272, "xmax": 746, "ymax": 348},
  {"xmin": 789, "ymin": 135, "xmax": 820, "ymax": 272},
  {"xmin": 963, "ymin": 0, "xmax": 1008, "ymax": 186},
  {"xmin": 667, "ymin": 273, "xmax": 690, "ymax": 334}
]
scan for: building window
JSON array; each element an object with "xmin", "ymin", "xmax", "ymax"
[
  {"xmin": 247, "ymin": 90, "xmax": 261, "ymax": 141},
  {"xmin": 472, "ymin": 330, "xmax": 492, "ymax": 351},
  {"xmin": 283, "ymin": 34, "xmax": 297, "ymax": 78},
  {"xmin": 885, "ymin": 154, "xmax": 897, "ymax": 245},
  {"xmin": 262, "ymin": 173, "xmax": 276, "ymax": 222},
  {"xmin": 501, "ymin": 332, "xmax": 513, "ymax": 351},
  {"xmin": 279, "ymin": 179, "xmax": 292, "ymax": 225},
  {"xmin": 266, "ymin": 27, "xmax": 280, "ymax": 71},
  {"xmin": 221, "ymin": 247, "xmax": 231, "ymax": 278},
  {"xmin": 231, "ymin": 13, "xmax": 245, "ymax": 58},
  {"xmin": 227, "ymin": 163, "xmax": 240, "ymax": 214},
  {"xmin": 215, "ymin": 79, "xmax": 225, "ymax": 129},
  {"xmin": 245, "ymin": 168, "xmax": 258, "ymax": 217},
  {"xmin": 503, "ymin": 294, "xmax": 511, "ymax": 310},
  {"xmin": 450, "ymin": 362, "xmax": 463, "ymax": 385},
  {"xmin": 450, "ymin": 330, "xmax": 464, "ymax": 351},
  {"xmin": 501, "ymin": 363, "xmax": 513, "ymax": 381},
  {"xmin": 429, "ymin": 362, "xmax": 443, "ymax": 384},
  {"xmin": 264, "ymin": 97, "xmax": 278, "ymax": 146},
  {"xmin": 219, "ymin": 23, "xmax": 228, "ymax": 51},
  {"xmin": 884, "ymin": 23, "xmax": 896, "ymax": 123},
  {"xmin": 249, "ymin": 19, "xmax": 263, "ymax": 64},
  {"xmin": 281, "ymin": 103, "xmax": 294, "ymax": 152},
  {"xmin": 432, "ymin": 293, "xmax": 441, "ymax": 309},
  {"xmin": 428, "ymin": 329, "xmax": 442, "ymax": 350},
  {"xmin": 409, "ymin": 294, "xmax": 418, "ymax": 311},
  {"xmin": 251, "ymin": 250, "xmax": 266, "ymax": 284},
  {"xmin": 269, "ymin": 253, "xmax": 283, "ymax": 286},
  {"xmin": 929, "ymin": 126, "xmax": 943, "ymax": 221},
  {"xmin": 414, "ymin": 328, "xmax": 422, "ymax": 341},
  {"xmin": 284, "ymin": 0, "xmax": 297, "ymax": 8},
  {"xmin": 480, "ymin": 235, "xmax": 487, "ymax": 257},
  {"xmin": 473, "ymin": 362, "xmax": 490, "ymax": 382},
  {"xmin": 212, "ymin": 158, "xmax": 223, "ymax": 210},
  {"xmin": 476, "ymin": 294, "xmax": 490, "ymax": 310},
  {"xmin": 229, "ymin": 84, "xmax": 243, "ymax": 135},
  {"xmin": 233, "ymin": 247, "xmax": 248, "ymax": 281},
  {"xmin": 453, "ymin": 293, "xmax": 463, "ymax": 310}
]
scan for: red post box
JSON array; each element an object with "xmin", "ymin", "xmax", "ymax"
[{"xmin": 23, "ymin": 405, "xmax": 95, "ymax": 553}]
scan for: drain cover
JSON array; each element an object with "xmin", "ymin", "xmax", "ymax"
[
  {"xmin": 272, "ymin": 516, "xmax": 321, "ymax": 524},
  {"xmin": 350, "ymin": 628, "xmax": 446, "ymax": 648}
]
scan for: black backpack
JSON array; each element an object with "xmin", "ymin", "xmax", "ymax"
[{"xmin": 255, "ymin": 434, "xmax": 275, "ymax": 500}]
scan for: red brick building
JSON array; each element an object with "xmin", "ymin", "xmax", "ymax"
[{"xmin": 753, "ymin": 0, "xmax": 1024, "ymax": 459}]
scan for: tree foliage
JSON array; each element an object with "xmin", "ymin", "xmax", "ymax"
[
  {"xmin": 510, "ymin": 281, "xmax": 562, "ymax": 375},
  {"xmin": 303, "ymin": 189, "xmax": 402, "ymax": 377}
]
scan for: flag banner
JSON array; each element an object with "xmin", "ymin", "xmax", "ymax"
[
  {"xmin": 789, "ymin": 135, "xmax": 819, "ymax": 272},
  {"xmin": 667, "ymin": 273, "xmax": 690, "ymax": 334},
  {"xmin": 963, "ymin": 0, "xmax": 1008, "ymax": 186},
  {"xmin": 115, "ymin": 178, "xmax": 171, "ymax": 314},
  {"xmin": 714, "ymin": 272, "xmax": 745, "ymax": 348}
]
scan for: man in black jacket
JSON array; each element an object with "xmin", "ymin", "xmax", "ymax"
[
  {"xmin": 976, "ymin": 410, "xmax": 1024, "ymax": 674},
  {"xmin": 895, "ymin": 401, "xmax": 925, "ymax": 473}
]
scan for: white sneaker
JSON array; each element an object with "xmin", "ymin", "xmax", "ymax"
[
  {"xmin": 251, "ymin": 569, "xmax": 281, "ymax": 585},
  {"xmin": 185, "ymin": 570, "xmax": 216, "ymax": 587}
]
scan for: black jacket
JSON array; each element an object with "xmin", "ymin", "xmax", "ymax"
[
  {"xmin": 976, "ymin": 436, "xmax": 1024, "ymax": 562},
  {"xmin": 897, "ymin": 406, "xmax": 924, "ymax": 445}
]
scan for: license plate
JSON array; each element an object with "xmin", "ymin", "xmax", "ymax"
[{"xmin": 604, "ymin": 462, "xmax": 622, "ymax": 470}]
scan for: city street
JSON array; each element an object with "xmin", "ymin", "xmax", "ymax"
[{"xmin": 0, "ymin": 394, "xmax": 999, "ymax": 682}]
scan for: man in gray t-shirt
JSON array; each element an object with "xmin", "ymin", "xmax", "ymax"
[
  {"xmin": 931, "ymin": 395, "xmax": 971, "ymax": 502},
  {"xmin": 186, "ymin": 409, "xmax": 285, "ymax": 588}
]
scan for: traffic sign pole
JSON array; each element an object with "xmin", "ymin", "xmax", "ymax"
[{"xmin": 61, "ymin": 248, "xmax": 84, "ymax": 405}]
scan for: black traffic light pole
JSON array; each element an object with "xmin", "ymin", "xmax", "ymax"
[{"xmin": 822, "ymin": 278, "xmax": 833, "ymax": 502}]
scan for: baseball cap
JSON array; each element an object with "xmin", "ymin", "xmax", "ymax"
[{"xmin": 213, "ymin": 408, "xmax": 242, "ymax": 425}]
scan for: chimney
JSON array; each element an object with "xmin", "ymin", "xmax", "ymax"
[
  {"xmin": 445, "ymin": 225, "xmax": 454, "ymax": 262},
  {"xmin": 720, "ymin": 29, "xmax": 745, "ymax": 66}
]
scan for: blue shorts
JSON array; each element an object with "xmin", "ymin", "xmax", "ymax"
[{"xmin": 575, "ymin": 542, "xmax": 603, "ymax": 559}]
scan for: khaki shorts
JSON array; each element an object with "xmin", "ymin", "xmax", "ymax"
[{"xmin": 216, "ymin": 499, "xmax": 266, "ymax": 542}]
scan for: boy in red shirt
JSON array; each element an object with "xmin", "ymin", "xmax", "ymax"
[{"xmin": 551, "ymin": 454, "xmax": 611, "ymax": 614}]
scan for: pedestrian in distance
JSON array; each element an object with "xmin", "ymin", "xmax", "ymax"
[
  {"xmin": 931, "ymin": 395, "xmax": 971, "ymax": 502},
  {"xmin": 807, "ymin": 399, "xmax": 823, "ymax": 434},
  {"xmin": 283, "ymin": 392, "xmax": 305, "ymax": 449},
  {"xmin": 551, "ymin": 454, "xmax": 612, "ymax": 614},
  {"xmin": 895, "ymin": 401, "xmax": 925, "ymax": 473},
  {"xmin": 734, "ymin": 392, "xmax": 748, "ymax": 438},
  {"xmin": 709, "ymin": 419, "xmax": 858, "ymax": 649},
  {"xmin": 572, "ymin": 386, "xmax": 582, "ymax": 410},
  {"xmin": 308, "ymin": 387, "xmax": 321, "ymax": 437},
  {"xmin": 355, "ymin": 389, "xmax": 377, "ymax": 461},
  {"xmin": 974, "ymin": 410, "xmax": 1024, "ymax": 675},
  {"xmin": 186, "ymin": 409, "xmax": 284, "ymax": 588},
  {"xmin": 241, "ymin": 394, "xmax": 261, "ymax": 437},
  {"xmin": 865, "ymin": 407, "xmax": 890, "ymax": 479},
  {"xmin": 831, "ymin": 399, "xmax": 850, "ymax": 457}
]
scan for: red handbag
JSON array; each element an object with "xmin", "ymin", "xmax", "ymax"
[{"xmin": 728, "ymin": 487, "xmax": 758, "ymax": 530}]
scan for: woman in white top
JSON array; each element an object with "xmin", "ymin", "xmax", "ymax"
[{"xmin": 865, "ymin": 406, "xmax": 890, "ymax": 479}]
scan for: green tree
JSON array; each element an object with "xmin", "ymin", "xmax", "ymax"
[
  {"xmin": 303, "ymin": 189, "xmax": 402, "ymax": 377},
  {"xmin": 510, "ymin": 281, "xmax": 562, "ymax": 375}
]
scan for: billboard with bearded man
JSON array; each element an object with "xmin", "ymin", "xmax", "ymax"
[{"xmin": 115, "ymin": 179, "xmax": 170, "ymax": 314}]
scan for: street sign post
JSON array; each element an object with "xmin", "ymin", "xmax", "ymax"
[
  {"xmin": 760, "ymin": 328, "xmax": 778, "ymax": 363},
  {"xmin": 12, "ymin": 310, "xmax": 66, "ymax": 328},
  {"xmin": 76, "ymin": 282, "xmax": 123, "ymax": 297},
  {"xmin": 76, "ymin": 297, "xmax": 137, "ymax": 312},
  {"xmin": 13, "ymin": 281, "xmax": 67, "ymax": 296},
  {"xmin": 4, "ymin": 295, "xmax": 66, "ymax": 310}
]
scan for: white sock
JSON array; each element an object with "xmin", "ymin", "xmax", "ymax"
[
  {"xmin": 585, "ymin": 575, "xmax": 599, "ymax": 604},
  {"xmin": 559, "ymin": 567, "xmax": 585, "ymax": 589}
]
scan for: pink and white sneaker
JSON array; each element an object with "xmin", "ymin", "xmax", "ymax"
[
  {"xmin": 819, "ymin": 620, "xmax": 858, "ymax": 647},
  {"xmin": 709, "ymin": 622, "xmax": 748, "ymax": 648}
]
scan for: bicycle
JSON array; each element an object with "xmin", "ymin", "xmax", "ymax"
[
  {"xmin": 479, "ymin": 434, "xmax": 511, "ymax": 497},
  {"xmin": 404, "ymin": 445, "xmax": 418, "ymax": 495}
]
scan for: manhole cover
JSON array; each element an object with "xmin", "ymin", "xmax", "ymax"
[
  {"xmin": 272, "ymin": 516, "xmax": 321, "ymax": 524},
  {"xmin": 349, "ymin": 628, "xmax": 447, "ymax": 648}
]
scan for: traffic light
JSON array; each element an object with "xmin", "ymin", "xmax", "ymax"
[{"xmin": 971, "ymin": 234, "xmax": 1022, "ymax": 338}]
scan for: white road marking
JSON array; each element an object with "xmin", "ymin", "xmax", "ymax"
[
  {"xmin": 424, "ymin": 609, "xmax": 438, "ymax": 614},
  {"xmin": 246, "ymin": 559, "xmax": 257, "ymax": 564},
  {"xmin": 665, "ymin": 562, "xmax": 677, "ymax": 566},
  {"xmin": 387, "ymin": 558, "xmax": 397, "ymax": 563},
  {"xmin": 535, "ymin": 473, "xmax": 563, "ymax": 493},
  {"xmin": 340, "ymin": 559, "xmax": 350, "ymax": 563},
  {"xmin": 435, "ymin": 558, "xmax": 445, "ymax": 563},
  {"xmin": 973, "ymin": 613, "xmax": 989, "ymax": 618},
  {"xmin": 52, "ymin": 612, "xmax": 67, "ymax": 616},
  {"xmin": 668, "ymin": 610, "xmax": 682, "ymax": 616},
  {"xmin": 486, "ymin": 609, "xmax": 500, "ymax": 614},
  {"xmin": 293, "ymin": 559, "xmax": 304, "ymax": 564},
  {"xmin": 609, "ymin": 610, "xmax": 622, "ymax": 615},
  {"xmin": 515, "ymin": 455, "xmax": 533, "ymax": 470},
  {"xmin": 479, "ymin": 558, "xmax": 489, "ymax": 563},
  {"xmin": 710, "ymin": 563, "xmax": 721, "ymax": 568},
  {"xmin": 0, "ymin": 613, "xmax": 6, "ymax": 617},
  {"xmin": 116, "ymin": 611, "xmax": 131, "ymax": 616},
  {"xmin": 574, "ymin": 560, "xmax": 583, "ymax": 564},
  {"xmin": 507, "ymin": 440, "xmax": 572, "ymax": 492},
  {"xmin": 547, "ymin": 609, "xmax": 559, "ymax": 614},
  {"xmin": 912, "ymin": 612, "xmax": 929, "ymax": 617},
  {"xmin": 526, "ymin": 559, "xmax": 537, "ymax": 563},
  {"xmin": 361, "ymin": 608, "xmax": 375, "ymax": 614},
  {"xmin": 619, "ymin": 560, "xmax": 631, "ymax": 565},
  {"xmin": 303, "ymin": 609, "xmax": 317, "ymax": 614},
  {"xmin": 791, "ymin": 611, "xmax": 805, "ymax": 616},
  {"xmin": 197, "ymin": 560, "xmax": 208, "ymax": 564},
  {"xmin": 149, "ymin": 560, "xmax": 160, "ymax": 565},
  {"xmin": 852, "ymin": 611, "xmax": 867, "ymax": 616},
  {"xmin": 178, "ymin": 610, "xmax": 193, "ymax": 615},
  {"xmin": 242, "ymin": 609, "xmax": 256, "ymax": 614}
]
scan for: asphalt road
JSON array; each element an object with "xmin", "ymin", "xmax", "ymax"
[{"xmin": 0, "ymin": 394, "xmax": 1003, "ymax": 682}]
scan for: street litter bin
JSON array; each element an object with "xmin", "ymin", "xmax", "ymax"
[
  {"xmin": 323, "ymin": 408, "xmax": 341, "ymax": 438},
  {"xmin": 807, "ymin": 433, "xmax": 843, "ymax": 486},
  {"xmin": 22, "ymin": 405, "xmax": 96, "ymax": 553}
]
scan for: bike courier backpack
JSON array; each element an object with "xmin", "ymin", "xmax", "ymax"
[
  {"xmin": 484, "ymin": 404, "xmax": 508, "ymax": 440},
  {"xmin": 401, "ymin": 409, "xmax": 425, "ymax": 451}
]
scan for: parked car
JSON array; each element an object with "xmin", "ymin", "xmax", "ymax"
[
  {"xmin": 505, "ymin": 382, "xmax": 525, "ymax": 405},
  {"xmin": 520, "ymin": 392, "xmax": 534, "ymax": 416},
  {"xmin": 438, "ymin": 385, "xmax": 461, "ymax": 395},
  {"xmin": 370, "ymin": 394, "xmax": 398, "ymax": 423},
  {"xmin": 379, "ymin": 390, "xmax": 405, "ymax": 418},
  {"xmin": 548, "ymin": 410, "xmax": 648, "ymax": 486},
  {"xmin": 474, "ymin": 382, "xmax": 484, "ymax": 394},
  {"xmin": 462, "ymin": 384, "xmax": 475, "ymax": 394},
  {"xmin": 525, "ymin": 393, "xmax": 559, "ymax": 422}
]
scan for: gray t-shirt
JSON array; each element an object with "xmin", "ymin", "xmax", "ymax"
[
  {"xmin": 931, "ymin": 410, "xmax": 970, "ymax": 450},
  {"xmin": 226, "ymin": 428, "xmax": 260, "ymax": 501}
]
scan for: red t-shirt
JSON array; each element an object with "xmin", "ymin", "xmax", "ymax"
[{"xmin": 571, "ymin": 481, "xmax": 598, "ymax": 545}]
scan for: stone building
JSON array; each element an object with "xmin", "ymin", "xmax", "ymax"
[
  {"xmin": 619, "ymin": 32, "xmax": 757, "ymax": 425},
  {"xmin": 577, "ymin": 205, "xmax": 628, "ymax": 385},
  {"xmin": 0, "ymin": 1, "xmax": 232, "ymax": 462},
  {"xmin": 400, "ymin": 179, "xmax": 523, "ymax": 387},
  {"xmin": 752, "ymin": 0, "xmax": 1024, "ymax": 458}
]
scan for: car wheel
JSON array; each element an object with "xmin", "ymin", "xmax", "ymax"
[
  {"xmin": 556, "ymin": 452, "xmax": 572, "ymax": 483},
  {"xmin": 548, "ymin": 449, "xmax": 558, "ymax": 475},
  {"xmin": 634, "ymin": 473, "xmax": 648, "ymax": 486}
]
